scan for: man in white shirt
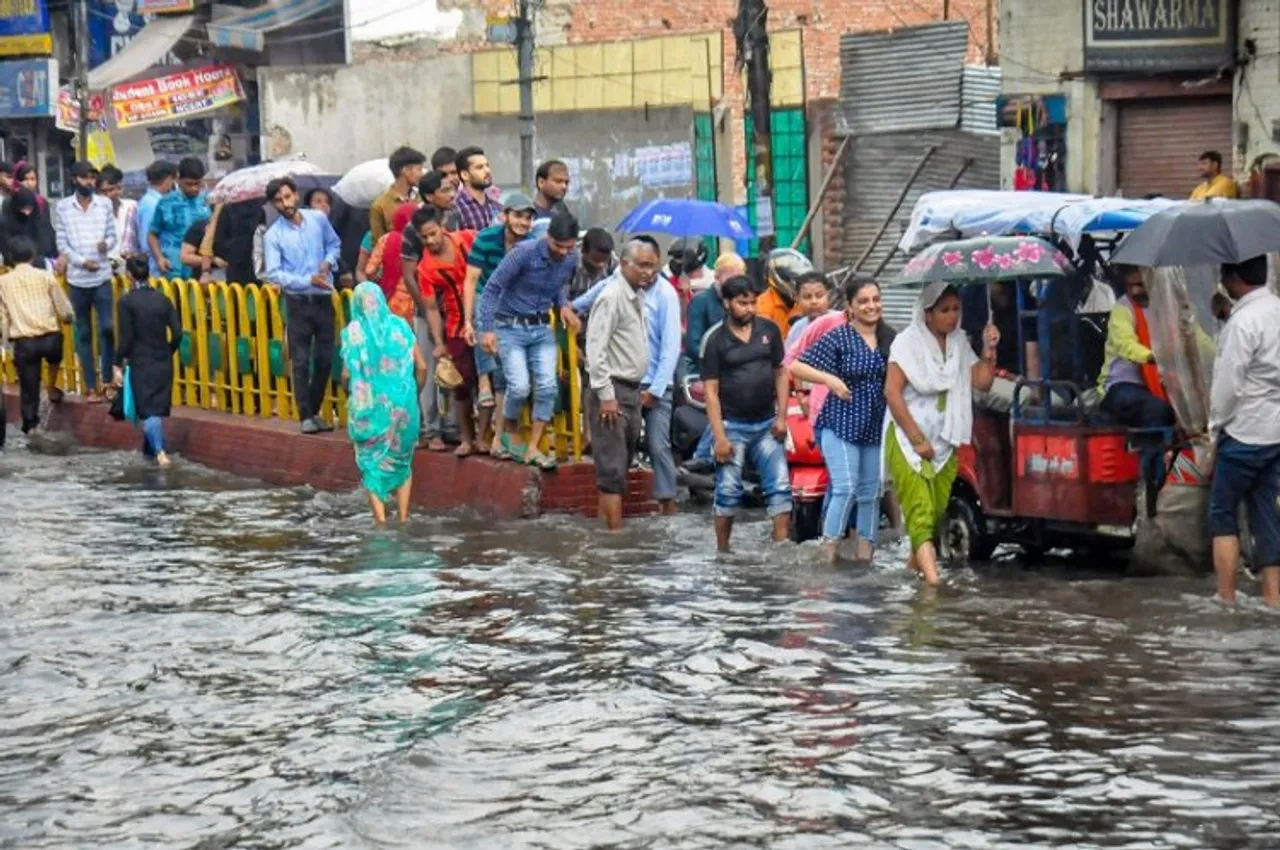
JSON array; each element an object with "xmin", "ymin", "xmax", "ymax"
[{"xmin": 1208, "ymin": 255, "xmax": 1280, "ymax": 606}]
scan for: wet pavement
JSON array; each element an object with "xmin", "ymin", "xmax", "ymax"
[{"xmin": 3, "ymin": 431, "xmax": 1280, "ymax": 849}]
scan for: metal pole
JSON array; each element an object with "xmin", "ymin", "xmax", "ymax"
[
  {"xmin": 515, "ymin": 0, "xmax": 535, "ymax": 193},
  {"xmin": 741, "ymin": 0, "xmax": 774, "ymax": 252},
  {"xmin": 74, "ymin": 0, "xmax": 91, "ymax": 161},
  {"xmin": 789, "ymin": 134, "xmax": 850, "ymax": 251}
]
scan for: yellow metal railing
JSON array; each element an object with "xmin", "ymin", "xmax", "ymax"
[{"xmin": 1, "ymin": 277, "xmax": 584, "ymax": 463}]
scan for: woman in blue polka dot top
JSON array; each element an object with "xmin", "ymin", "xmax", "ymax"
[{"xmin": 789, "ymin": 274, "xmax": 896, "ymax": 564}]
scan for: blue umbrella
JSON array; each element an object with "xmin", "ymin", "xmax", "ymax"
[{"xmin": 617, "ymin": 198, "xmax": 755, "ymax": 240}]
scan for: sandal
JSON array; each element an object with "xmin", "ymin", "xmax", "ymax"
[
  {"xmin": 476, "ymin": 389, "xmax": 496, "ymax": 409},
  {"xmin": 526, "ymin": 450, "xmax": 558, "ymax": 471},
  {"xmin": 102, "ymin": 384, "xmax": 119, "ymax": 403},
  {"xmin": 427, "ymin": 438, "xmax": 449, "ymax": 452},
  {"xmin": 454, "ymin": 442, "xmax": 476, "ymax": 458},
  {"xmin": 85, "ymin": 391, "xmax": 103, "ymax": 404},
  {"xmin": 496, "ymin": 433, "xmax": 524, "ymax": 462},
  {"xmin": 46, "ymin": 387, "xmax": 64, "ymax": 405}
]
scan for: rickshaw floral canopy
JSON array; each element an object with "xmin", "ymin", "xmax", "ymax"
[{"xmin": 896, "ymin": 236, "xmax": 1070, "ymax": 286}]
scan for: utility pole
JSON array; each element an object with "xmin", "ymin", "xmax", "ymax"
[
  {"xmin": 73, "ymin": 0, "xmax": 91, "ymax": 160},
  {"xmin": 737, "ymin": 0, "xmax": 774, "ymax": 252},
  {"xmin": 985, "ymin": 0, "xmax": 996, "ymax": 64},
  {"xmin": 514, "ymin": 0, "xmax": 536, "ymax": 192}
]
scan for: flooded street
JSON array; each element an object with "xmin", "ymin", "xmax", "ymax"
[{"xmin": 3, "ymin": 437, "xmax": 1280, "ymax": 849}]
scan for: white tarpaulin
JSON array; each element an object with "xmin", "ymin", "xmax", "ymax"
[
  {"xmin": 899, "ymin": 190, "xmax": 1183, "ymax": 254},
  {"xmin": 86, "ymin": 15, "xmax": 195, "ymax": 91}
]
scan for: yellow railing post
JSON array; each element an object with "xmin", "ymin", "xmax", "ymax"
[
  {"xmin": 155, "ymin": 278, "xmax": 184, "ymax": 408},
  {"xmin": 263, "ymin": 284, "xmax": 293, "ymax": 421}
]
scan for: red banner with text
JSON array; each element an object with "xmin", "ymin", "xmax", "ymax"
[{"xmin": 110, "ymin": 64, "xmax": 244, "ymax": 129}]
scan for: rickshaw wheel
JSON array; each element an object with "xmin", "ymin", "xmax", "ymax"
[{"xmin": 942, "ymin": 491, "xmax": 996, "ymax": 562}]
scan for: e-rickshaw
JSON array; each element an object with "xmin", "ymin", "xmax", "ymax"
[{"xmin": 896, "ymin": 192, "xmax": 1197, "ymax": 562}]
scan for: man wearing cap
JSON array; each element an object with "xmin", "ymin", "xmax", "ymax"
[{"xmin": 463, "ymin": 191, "xmax": 537, "ymax": 453}]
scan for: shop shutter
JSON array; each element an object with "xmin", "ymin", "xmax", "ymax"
[{"xmin": 1116, "ymin": 97, "xmax": 1232, "ymax": 200}]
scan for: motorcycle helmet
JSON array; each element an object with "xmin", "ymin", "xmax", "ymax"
[
  {"xmin": 668, "ymin": 238, "xmax": 709, "ymax": 278},
  {"xmin": 764, "ymin": 248, "xmax": 814, "ymax": 308}
]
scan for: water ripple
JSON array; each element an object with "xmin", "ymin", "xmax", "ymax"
[{"xmin": 3, "ymin": 436, "xmax": 1280, "ymax": 848}]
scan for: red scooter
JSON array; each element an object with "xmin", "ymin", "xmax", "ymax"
[{"xmin": 784, "ymin": 391, "xmax": 828, "ymax": 543}]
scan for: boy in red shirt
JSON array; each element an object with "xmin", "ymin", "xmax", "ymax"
[{"xmin": 412, "ymin": 206, "xmax": 480, "ymax": 455}]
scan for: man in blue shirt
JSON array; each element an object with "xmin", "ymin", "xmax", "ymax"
[
  {"xmin": 148, "ymin": 157, "xmax": 208, "ymax": 280},
  {"xmin": 263, "ymin": 176, "xmax": 343, "ymax": 435},
  {"xmin": 476, "ymin": 212, "xmax": 581, "ymax": 468},
  {"xmin": 573, "ymin": 235, "xmax": 683, "ymax": 513},
  {"xmin": 135, "ymin": 160, "xmax": 176, "ymax": 277}
]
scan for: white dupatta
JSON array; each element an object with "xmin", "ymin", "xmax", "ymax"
[{"xmin": 883, "ymin": 281, "xmax": 978, "ymax": 472}]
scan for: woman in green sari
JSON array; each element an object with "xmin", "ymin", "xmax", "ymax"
[{"xmin": 341, "ymin": 282, "xmax": 428, "ymax": 523}]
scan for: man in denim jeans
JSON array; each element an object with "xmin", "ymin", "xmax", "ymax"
[
  {"xmin": 702, "ymin": 275, "xmax": 792, "ymax": 551},
  {"xmin": 55, "ymin": 161, "xmax": 117, "ymax": 403},
  {"xmin": 476, "ymin": 212, "xmax": 581, "ymax": 469}
]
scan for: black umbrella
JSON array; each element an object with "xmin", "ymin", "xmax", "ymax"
[{"xmin": 1111, "ymin": 198, "xmax": 1280, "ymax": 267}]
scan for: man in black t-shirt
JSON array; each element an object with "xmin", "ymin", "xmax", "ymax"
[{"xmin": 702, "ymin": 275, "xmax": 793, "ymax": 551}]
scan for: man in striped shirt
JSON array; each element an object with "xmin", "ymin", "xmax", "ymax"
[{"xmin": 55, "ymin": 160, "xmax": 117, "ymax": 402}]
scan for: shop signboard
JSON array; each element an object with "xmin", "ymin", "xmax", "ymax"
[
  {"xmin": 0, "ymin": 0, "xmax": 52, "ymax": 57},
  {"xmin": 1083, "ymin": 0, "xmax": 1234, "ymax": 72},
  {"xmin": 110, "ymin": 64, "xmax": 245, "ymax": 129},
  {"xmin": 0, "ymin": 57, "xmax": 55, "ymax": 117},
  {"xmin": 55, "ymin": 87, "xmax": 108, "ymax": 132}
]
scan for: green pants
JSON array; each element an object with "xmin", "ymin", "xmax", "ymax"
[{"xmin": 885, "ymin": 423, "xmax": 957, "ymax": 552}]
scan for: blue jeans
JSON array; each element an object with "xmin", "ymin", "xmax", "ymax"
[
  {"xmin": 140, "ymin": 416, "xmax": 165, "ymax": 457},
  {"xmin": 643, "ymin": 388, "xmax": 677, "ymax": 501},
  {"xmin": 714, "ymin": 418, "xmax": 792, "ymax": 518},
  {"xmin": 819, "ymin": 429, "xmax": 881, "ymax": 542},
  {"xmin": 694, "ymin": 424, "xmax": 714, "ymax": 460},
  {"xmin": 496, "ymin": 322, "xmax": 558, "ymax": 423},
  {"xmin": 474, "ymin": 346, "xmax": 507, "ymax": 392},
  {"xmin": 1208, "ymin": 434, "xmax": 1280, "ymax": 567},
  {"xmin": 69, "ymin": 282, "xmax": 114, "ymax": 392}
]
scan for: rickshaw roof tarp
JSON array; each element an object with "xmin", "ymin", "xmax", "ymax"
[{"xmin": 899, "ymin": 190, "xmax": 1183, "ymax": 254}]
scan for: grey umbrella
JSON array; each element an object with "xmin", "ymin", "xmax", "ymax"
[{"xmin": 1111, "ymin": 198, "xmax": 1280, "ymax": 267}]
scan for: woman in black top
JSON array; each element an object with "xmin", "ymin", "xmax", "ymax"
[
  {"xmin": 114, "ymin": 256, "xmax": 182, "ymax": 466},
  {"xmin": 1, "ymin": 188, "xmax": 56, "ymax": 269}
]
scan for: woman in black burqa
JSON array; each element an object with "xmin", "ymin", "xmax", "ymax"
[
  {"xmin": 0, "ymin": 188, "xmax": 56, "ymax": 268},
  {"xmin": 114, "ymin": 255, "xmax": 182, "ymax": 466}
]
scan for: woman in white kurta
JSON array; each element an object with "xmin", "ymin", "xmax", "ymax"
[{"xmin": 883, "ymin": 282, "xmax": 998, "ymax": 585}]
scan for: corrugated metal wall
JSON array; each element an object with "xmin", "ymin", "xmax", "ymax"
[
  {"xmin": 835, "ymin": 24, "xmax": 1001, "ymax": 330},
  {"xmin": 961, "ymin": 65, "xmax": 1001, "ymax": 137},
  {"xmin": 837, "ymin": 22, "xmax": 968, "ymax": 135}
]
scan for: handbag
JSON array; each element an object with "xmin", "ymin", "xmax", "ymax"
[
  {"xmin": 109, "ymin": 367, "xmax": 137, "ymax": 423},
  {"xmin": 434, "ymin": 355, "xmax": 463, "ymax": 390}
]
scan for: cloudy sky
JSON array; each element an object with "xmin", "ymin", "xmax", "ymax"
[{"xmin": 348, "ymin": 0, "xmax": 464, "ymax": 42}]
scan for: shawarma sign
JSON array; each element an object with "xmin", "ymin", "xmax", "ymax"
[{"xmin": 1084, "ymin": 0, "xmax": 1234, "ymax": 72}]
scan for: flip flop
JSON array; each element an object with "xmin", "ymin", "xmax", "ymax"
[
  {"xmin": 476, "ymin": 389, "xmax": 496, "ymax": 409},
  {"xmin": 526, "ymin": 450, "xmax": 558, "ymax": 471},
  {"xmin": 47, "ymin": 388, "xmax": 64, "ymax": 405},
  {"xmin": 454, "ymin": 442, "xmax": 476, "ymax": 458},
  {"xmin": 497, "ymin": 433, "xmax": 524, "ymax": 462},
  {"xmin": 427, "ymin": 438, "xmax": 449, "ymax": 452}
]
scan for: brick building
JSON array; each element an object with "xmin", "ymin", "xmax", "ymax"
[
  {"xmin": 999, "ymin": 0, "xmax": 1280, "ymax": 201},
  {"xmin": 445, "ymin": 0, "xmax": 996, "ymax": 265}
]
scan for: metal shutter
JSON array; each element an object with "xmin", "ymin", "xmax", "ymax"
[{"xmin": 1116, "ymin": 97, "xmax": 1232, "ymax": 200}]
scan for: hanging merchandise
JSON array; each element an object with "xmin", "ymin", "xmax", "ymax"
[{"xmin": 1000, "ymin": 95, "xmax": 1067, "ymax": 193}]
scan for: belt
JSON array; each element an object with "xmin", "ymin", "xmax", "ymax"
[{"xmin": 496, "ymin": 312, "xmax": 551, "ymax": 326}]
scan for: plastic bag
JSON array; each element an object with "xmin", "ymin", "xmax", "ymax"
[{"xmin": 122, "ymin": 366, "xmax": 136, "ymax": 424}]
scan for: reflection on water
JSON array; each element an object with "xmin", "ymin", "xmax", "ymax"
[{"xmin": 3, "ymin": 433, "xmax": 1280, "ymax": 849}]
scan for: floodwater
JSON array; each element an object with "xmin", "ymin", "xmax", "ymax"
[{"xmin": 3, "ymin": 434, "xmax": 1280, "ymax": 850}]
